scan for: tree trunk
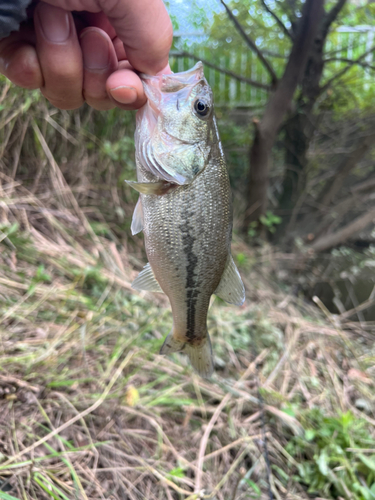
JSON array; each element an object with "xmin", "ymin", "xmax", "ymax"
[
  {"xmin": 278, "ymin": 112, "xmax": 310, "ymax": 211},
  {"xmin": 244, "ymin": 0, "xmax": 324, "ymax": 228},
  {"xmin": 276, "ymin": 1, "xmax": 348, "ymax": 222}
]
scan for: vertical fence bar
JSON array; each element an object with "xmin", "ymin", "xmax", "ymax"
[
  {"xmin": 229, "ymin": 51, "xmax": 237, "ymax": 104},
  {"xmin": 178, "ymin": 55, "xmax": 184, "ymax": 73},
  {"xmin": 240, "ymin": 49, "xmax": 247, "ymax": 106},
  {"xmin": 219, "ymin": 55, "xmax": 226, "ymax": 104},
  {"xmin": 250, "ymin": 53, "xmax": 256, "ymax": 104}
]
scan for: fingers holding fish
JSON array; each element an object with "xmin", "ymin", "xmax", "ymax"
[
  {"xmin": 34, "ymin": 3, "xmax": 84, "ymax": 110},
  {"xmin": 106, "ymin": 63, "xmax": 147, "ymax": 110},
  {"xmin": 80, "ymin": 27, "xmax": 119, "ymax": 110}
]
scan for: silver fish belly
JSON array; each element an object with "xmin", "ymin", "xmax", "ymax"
[{"xmin": 128, "ymin": 63, "xmax": 245, "ymax": 377}]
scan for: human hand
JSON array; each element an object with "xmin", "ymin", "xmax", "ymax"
[{"xmin": 0, "ymin": 0, "xmax": 173, "ymax": 110}]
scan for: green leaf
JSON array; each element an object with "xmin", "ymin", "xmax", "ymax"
[
  {"xmin": 167, "ymin": 467, "xmax": 185, "ymax": 478},
  {"xmin": 359, "ymin": 454, "xmax": 375, "ymax": 472},
  {"xmin": 316, "ymin": 450, "xmax": 329, "ymax": 476},
  {"xmin": 305, "ymin": 429, "xmax": 315, "ymax": 441},
  {"xmin": 34, "ymin": 473, "xmax": 71, "ymax": 500},
  {"xmin": 243, "ymin": 479, "xmax": 261, "ymax": 497},
  {"xmin": 0, "ymin": 493, "xmax": 21, "ymax": 500}
]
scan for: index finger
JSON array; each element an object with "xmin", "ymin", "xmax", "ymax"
[{"xmin": 43, "ymin": 0, "xmax": 173, "ymax": 75}]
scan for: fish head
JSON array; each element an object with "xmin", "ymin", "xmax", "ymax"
[{"xmin": 135, "ymin": 62, "xmax": 217, "ymax": 185}]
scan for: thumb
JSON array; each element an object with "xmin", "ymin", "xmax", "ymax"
[{"xmin": 43, "ymin": 0, "xmax": 173, "ymax": 75}]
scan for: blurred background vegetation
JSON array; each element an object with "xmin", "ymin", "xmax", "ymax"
[{"xmin": 0, "ymin": 1, "xmax": 375, "ymax": 499}]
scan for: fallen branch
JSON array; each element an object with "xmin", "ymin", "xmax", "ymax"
[
  {"xmin": 308, "ymin": 207, "xmax": 375, "ymax": 253},
  {"xmin": 319, "ymin": 130, "xmax": 375, "ymax": 206}
]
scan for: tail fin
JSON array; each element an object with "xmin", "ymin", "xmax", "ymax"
[{"xmin": 160, "ymin": 331, "xmax": 214, "ymax": 378}]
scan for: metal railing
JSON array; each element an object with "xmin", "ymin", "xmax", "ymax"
[{"xmin": 169, "ymin": 27, "xmax": 375, "ymax": 107}]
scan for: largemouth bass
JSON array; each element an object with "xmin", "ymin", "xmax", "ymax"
[{"xmin": 127, "ymin": 62, "xmax": 245, "ymax": 377}]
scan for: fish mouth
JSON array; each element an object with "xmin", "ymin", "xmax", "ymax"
[
  {"xmin": 140, "ymin": 62, "xmax": 204, "ymax": 87},
  {"xmin": 135, "ymin": 62, "xmax": 212, "ymax": 185},
  {"xmin": 140, "ymin": 62, "xmax": 205, "ymax": 106}
]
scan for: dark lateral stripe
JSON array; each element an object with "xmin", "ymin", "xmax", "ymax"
[{"xmin": 179, "ymin": 211, "xmax": 200, "ymax": 341}]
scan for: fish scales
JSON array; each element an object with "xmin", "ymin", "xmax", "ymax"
[
  {"xmin": 128, "ymin": 62, "xmax": 245, "ymax": 377},
  {"xmin": 138, "ymin": 148, "xmax": 231, "ymax": 345}
]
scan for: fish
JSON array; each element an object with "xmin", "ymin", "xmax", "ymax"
[{"xmin": 126, "ymin": 62, "xmax": 245, "ymax": 378}]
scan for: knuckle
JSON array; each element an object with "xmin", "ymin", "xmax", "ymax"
[
  {"xmin": 82, "ymin": 85, "xmax": 108, "ymax": 103},
  {"xmin": 85, "ymin": 97, "xmax": 115, "ymax": 111},
  {"xmin": 42, "ymin": 90, "xmax": 84, "ymax": 110},
  {"xmin": 4, "ymin": 45, "xmax": 42, "ymax": 89}
]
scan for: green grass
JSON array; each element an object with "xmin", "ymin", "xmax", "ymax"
[{"xmin": 0, "ymin": 79, "xmax": 374, "ymax": 500}]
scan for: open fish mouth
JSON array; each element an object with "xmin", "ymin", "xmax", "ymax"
[
  {"xmin": 135, "ymin": 62, "xmax": 214, "ymax": 186},
  {"xmin": 140, "ymin": 62, "xmax": 205, "ymax": 98}
]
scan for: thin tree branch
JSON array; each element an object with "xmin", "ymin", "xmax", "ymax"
[
  {"xmin": 324, "ymin": 57, "xmax": 375, "ymax": 71},
  {"xmin": 170, "ymin": 51, "xmax": 272, "ymax": 91},
  {"xmin": 260, "ymin": 0, "xmax": 293, "ymax": 40},
  {"xmin": 320, "ymin": 44, "xmax": 375, "ymax": 94},
  {"xmin": 322, "ymin": 0, "xmax": 348, "ymax": 38},
  {"xmin": 219, "ymin": 0, "xmax": 278, "ymax": 85},
  {"xmin": 263, "ymin": 49, "xmax": 288, "ymax": 59}
]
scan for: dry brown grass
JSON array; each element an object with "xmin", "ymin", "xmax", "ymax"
[{"xmin": 0, "ymin": 81, "xmax": 374, "ymax": 500}]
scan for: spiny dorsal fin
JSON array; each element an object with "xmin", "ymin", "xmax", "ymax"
[
  {"xmin": 125, "ymin": 180, "xmax": 176, "ymax": 196},
  {"xmin": 214, "ymin": 255, "xmax": 245, "ymax": 306},
  {"xmin": 131, "ymin": 197, "xmax": 144, "ymax": 235},
  {"xmin": 131, "ymin": 263, "xmax": 164, "ymax": 293}
]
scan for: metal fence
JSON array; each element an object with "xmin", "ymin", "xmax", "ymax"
[{"xmin": 169, "ymin": 27, "xmax": 375, "ymax": 107}]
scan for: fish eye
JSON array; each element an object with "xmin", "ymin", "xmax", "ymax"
[{"xmin": 194, "ymin": 99, "xmax": 211, "ymax": 118}]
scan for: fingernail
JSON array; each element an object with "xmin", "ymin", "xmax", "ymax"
[
  {"xmin": 37, "ymin": 3, "xmax": 70, "ymax": 43},
  {"xmin": 110, "ymin": 86, "xmax": 137, "ymax": 104},
  {"xmin": 80, "ymin": 29, "xmax": 110, "ymax": 70}
]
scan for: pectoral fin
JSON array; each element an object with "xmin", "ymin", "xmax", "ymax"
[
  {"xmin": 132, "ymin": 263, "xmax": 164, "ymax": 293},
  {"xmin": 125, "ymin": 180, "xmax": 176, "ymax": 196},
  {"xmin": 131, "ymin": 197, "xmax": 144, "ymax": 235},
  {"xmin": 215, "ymin": 255, "xmax": 245, "ymax": 306}
]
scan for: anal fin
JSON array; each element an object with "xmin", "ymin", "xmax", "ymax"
[
  {"xmin": 215, "ymin": 255, "xmax": 245, "ymax": 306},
  {"xmin": 132, "ymin": 263, "xmax": 163, "ymax": 293},
  {"xmin": 131, "ymin": 197, "xmax": 144, "ymax": 235}
]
